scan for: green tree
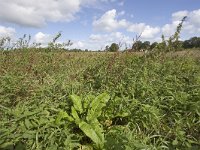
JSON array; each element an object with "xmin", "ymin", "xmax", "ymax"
[
  {"xmin": 105, "ymin": 45, "xmax": 110, "ymax": 51},
  {"xmin": 142, "ymin": 41, "xmax": 150, "ymax": 50},
  {"xmin": 150, "ymin": 42, "xmax": 158, "ymax": 50},
  {"xmin": 190, "ymin": 37, "xmax": 200, "ymax": 48},
  {"xmin": 132, "ymin": 40, "xmax": 143, "ymax": 51},
  {"xmin": 109, "ymin": 43, "xmax": 119, "ymax": 52},
  {"xmin": 182, "ymin": 37, "xmax": 200, "ymax": 49},
  {"xmin": 182, "ymin": 40, "xmax": 192, "ymax": 49}
]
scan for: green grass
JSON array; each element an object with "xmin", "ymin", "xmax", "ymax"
[{"xmin": 0, "ymin": 50, "xmax": 200, "ymax": 150}]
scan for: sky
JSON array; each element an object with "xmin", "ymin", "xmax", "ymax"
[{"xmin": 0, "ymin": 0, "xmax": 200, "ymax": 50}]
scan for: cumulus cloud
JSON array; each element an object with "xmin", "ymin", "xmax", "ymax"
[
  {"xmin": 34, "ymin": 32, "xmax": 51, "ymax": 44},
  {"xmin": 68, "ymin": 32, "xmax": 131, "ymax": 51},
  {"xmin": 187, "ymin": 9, "xmax": 200, "ymax": 28},
  {"xmin": 86, "ymin": 32, "xmax": 132, "ymax": 50},
  {"xmin": 141, "ymin": 26, "xmax": 160, "ymax": 38},
  {"xmin": 162, "ymin": 9, "xmax": 200, "ymax": 37},
  {"xmin": 127, "ymin": 23, "xmax": 160, "ymax": 39},
  {"xmin": 89, "ymin": 32, "xmax": 130, "ymax": 43},
  {"xmin": 94, "ymin": 8, "xmax": 200, "ymax": 41},
  {"xmin": 71, "ymin": 41, "xmax": 85, "ymax": 49},
  {"xmin": 93, "ymin": 9, "xmax": 160, "ymax": 39},
  {"xmin": 33, "ymin": 32, "xmax": 75, "ymax": 49},
  {"xmin": 162, "ymin": 22, "xmax": 179, "ymax": 37},
  {"xmin": 93, "ymin": 9, "xmax": 129, "ymax": 32},
  {"xmin": 172, "ymin": 10, "xmax": 188, "ymax": 21},
  {"xmin": 89, "ymin": 32, "xmax": 129, "ymax": 43},
  {"xmin": 127, "ymin": 23, "xmax": 146, "ymax": 33},
  {"xmin": 0, "ymin": 0, "xmax": 95, "ymax": 27},
  {"xmin": 0, "ymin": 25, "xmax": 16, "ymax": 38}
]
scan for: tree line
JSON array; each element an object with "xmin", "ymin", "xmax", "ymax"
[{"xmin": 105, "ymin": 36, "xmax": 200, "ymax": 52}]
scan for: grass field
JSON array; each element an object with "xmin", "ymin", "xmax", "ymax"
[{"xmin": 0, "ymin": 49, "xmax": 200, "ymax": 150}]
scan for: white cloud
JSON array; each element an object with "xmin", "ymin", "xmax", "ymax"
[
  {"xmin": 93, "ymin": 8, "xmax": 200, "ymax": 41},
  {"xmin": 93, "ymin": 9, "xmax": 160, "ymax": 40},
  {"xmin": 34, "ymin": 32, "xmax": 51, "ymax": 44},
  {"xmin": 127, "ymin": 23, "xmax": 160, "ymax": 39},
  {"xmin": 172, "ymin": 10, "xmax": 188, "ymax": 21},
  {"xmin": 34, "ymin": 32, "xmax": 75, "ymax": 48},
  {"xmin": 162, "ymin": 9, "xmax": 200, "ymax": 37},
  {"xmin": 0, "ymin": 25, "xmax": 16, "ymax": 38},
  {"xmin": 72, "ymin": 41, "xmax": 85, "ymax": 48},
  {"xmin": 32, "ymin": 29, "xmax": 161, "ymax": 50},
  {"xmin": 141, "ymin": 26, "xmax": 160, "ymax": 38},
  {"xmin": 127, "ymin": 23, "xmax": 146, "ymax": 33},
  {"xmin": 188, "ymin": 9, "xmax": 200, "ymax": 27},
  {"xmin": 85, "ymin": 32, "xmax": 132, "ymax": 50},
  {"xmin": 89, "ymin": 34, "xmax": 103, "ymax": 41},
  {"xmin": 89, "ymin": 32, "xmax": 130, "ymax": 43},
  {"xmin": 0, "ymin": 0, "xmax": 95, "ymax": 27},
  {"xmin": 93, "ymin": 9, "xmax": 129, "ymax": 32},
  {"xmin": 162, "ymin": 23, "xmax": 177, "ymax": 37}
]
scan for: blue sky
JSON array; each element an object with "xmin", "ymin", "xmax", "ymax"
[{"xmin": 0, "ymin": 0, "xmax": 200, "ymax": 50}]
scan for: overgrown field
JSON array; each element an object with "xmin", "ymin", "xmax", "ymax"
[{"xmin": 0, "ymin": 50, "xmax": 200, "ymax": 150}]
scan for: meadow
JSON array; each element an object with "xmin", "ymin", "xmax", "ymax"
[{"xmin": 0, "ymin": 49, "xmax": 200, "ymax": 150}]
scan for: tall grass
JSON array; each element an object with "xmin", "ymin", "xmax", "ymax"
[{"xmin": 0, "ymin": 49, "xmax": 200, "ymax": 149}]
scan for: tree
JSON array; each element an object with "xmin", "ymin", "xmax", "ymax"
[
  {"xmin": 108, "ymin": 43, "xmax": 119, "ymax": 52},
  {"xmin": 150, "ymin": 42, "xmax": 158, "ymax": 50},
  {"xmin": 105, "ymin": 45, "xmax": 110, "ymax": 51},
  {"xmin": 182, "ymin": 37, "xmax": 200, "ymax": 49},
  {"xmin": 141, "ymin": 41, "xmax": 150, "ymax": 50},
  {"xmin": 132, "ymin": 41, "xmax": 143, "ymax": 51},
  {"xmin": 190, "ymin": 37, "xmax": 200, "ymax": 48},
  {"xmin": 182, "ymin": 40, "xmax": 192, "ymax": 49}
]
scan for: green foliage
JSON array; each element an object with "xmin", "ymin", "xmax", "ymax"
[
  {"xmin": 13, "ymin": 34, "xmax": 32, "ymax": 49},
  {"xmin": 0, "ymin": 32, "xmax": 72, "ymax": 51},
  {"xmin": 183, "ymin": 37, "xmax": 200, "ymax": 49},
  {"xmin": 0, "ymin": 37, "xmax": 11, "ymax": 50},
  {"xmin": 108, "ymin": 43, "xmax": 119, "ymax": 52},
  {"xmin": 150, "ymin": 42, "xmax": 158, "ymax": 50},
  {"xmin": 70, "ymin": 95, "xmax": 83, "ymax": 114},
  {"xmin": 0, "ymin": 50, "xmax": 200, "ymax": 149},
  {"xmin": 48, "ymin": 32, "xmax": 73, "ymax": 51},
  {"xmin": 56, "ymin": 93, "xmax": 110, "ymax": 149},
  {"xmin": 132, "ymin": 40, "xmax": 143, "ymax": 51},
  {"xmin": 154, "ymin": 16, "xmax": 187, "ymax": 54},
  {"xmin": 132, "ymin": 41, "xmax": 151, "ymax": 51}
]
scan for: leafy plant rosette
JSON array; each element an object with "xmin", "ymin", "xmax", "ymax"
[{"xmin": 55, "ymin": 93, "xmax": 110, "ymax": 149}]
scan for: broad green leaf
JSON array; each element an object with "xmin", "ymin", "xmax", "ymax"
[
  {"xmin": 79, "ymin": 121, "xmax": 103, "ymax": 149},
  {"xmin": 70, "ymin": 95, "xmax": 83, "ymax": 114},
  {"xmin": 90, "ymin": 119, "xmax": 104, "ymax": 143},
  {"xmin": 87, "ymin": 93, "xmax": 110, "ymax": 122},
  {"xmin": 83, "ymin": 95, "xmax": 95, "ymax": 109},
  {"xmin": 71, "ymin": 106, "xmax": 81, "ymax": 124},
  {"xmin": 55, "ymin": 111, "xmax": 74, "ymax": 125}
]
